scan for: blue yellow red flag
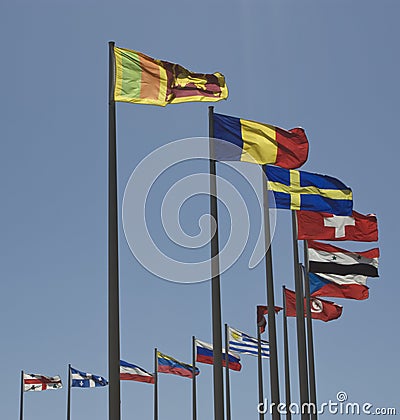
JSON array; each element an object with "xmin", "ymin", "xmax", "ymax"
[{"xmin": 213, "ymin": 113, "xmax": 309, "ymax": 169}]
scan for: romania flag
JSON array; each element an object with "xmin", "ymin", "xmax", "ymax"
[
  {"xmin": 113, "ymin": 46, "xmax": 228, "ymax": 106},
  {"xmin": 213, "ymin": 113, "xmax": 309, "ymax": 169}
]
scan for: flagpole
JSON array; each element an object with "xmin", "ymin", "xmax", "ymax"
[
  {"xmin": 262, "ymin": 166, "xmax": 281, "ymax": 420},
  {"xmin": 67, "ymin": 364, "xmax": 71, "ymax": 420},
  {"xmin": 257, "ymin": 325, "xmax": 264, "ymax": 420},
  {"xmin": 19, "ymin": 370, "xmax": 24, "ymax": 420},
  {"xmin": 108, "ymin": 40, "xmax": 121, "ymax": 420},
  {"xmin": 224, "ymin": 324, "xmax": 231, "ymax": 420},
  {"xmin": 154, "ymin": 348, "xmax": 158, "ymax": 420},
  {"xmin": 282, "ymin": 286, "xmax": 292, "ymax": 420},
  {"xmin": 303, "ymin": 241, "xmax": 317, "ymax": 420},
  {"xmin": 208, "ymin": 106, "xmax": 224, "ymax": 420},
  {"xmin": 291, "ymin": 211, "xmax": 309, "ymax": 420},
  {"xmin": 192, "ymin": 336, "xmax": 197, "ymax": 420}
]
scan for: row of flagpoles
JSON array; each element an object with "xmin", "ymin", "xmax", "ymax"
[
  {"xmin": 20, "ymin": 260, "xmax": 377, "ymax": 420},
  {"xmin": 105, "ymin": 42, "xmax": 380, "ymax": 420},
  {"xmin": 18, "ymin": 326, "xmax": 268, "ymax": 419}
]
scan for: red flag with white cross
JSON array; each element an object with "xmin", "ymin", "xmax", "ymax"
[{"xmin": 296, "ymin": 210, "xmax": 378, "ymax": 242}]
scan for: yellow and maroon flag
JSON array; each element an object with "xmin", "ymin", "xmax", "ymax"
[{"xmin": 113, "ymin": 46, "xmax": 228, "ymax": 106}]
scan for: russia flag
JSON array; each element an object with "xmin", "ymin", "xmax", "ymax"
[{"xmin": 195, "ymin": 339, "xmax": 242, "ymax": 371}]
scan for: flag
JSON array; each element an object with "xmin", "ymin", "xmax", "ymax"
[
  {"xmin": 307, "ymin": 240, "xmax": 379, "ymax": 277},
  {"xmin": 265, "ymin": 165, "xmax": 353, "ymax": 215},
  {"xmin": 195, "ymin": 339, "xmax": 242, "ymax": 371},
  {"xmin": 228, "ymin": 327, "xmax": 270, "ymax": 359},
  {"xmin": 296, "ymin": 210, "xmax": 378, "ymax": 241},
  {"xmin": 309, "ymin": 272, "xmax": 369, "ymax": 300},
  {"xmin": 284, "ymin": 288, "xmax": 343, "ymax": 322},
  {"xmin": 113, "ymin": 46, "xmax": 228, "ymax": 106},
  {"xmin": 120, "ymin": 360, "xmax": 154, "ymax": 384},
  {"xmin": 157, "ymin": 351, "xmax": 199, "ymax": 378},
  {"xmin": 256, "ymin": 305, "xmax": 283, "ymax": 333},
  {"xmin": 23, "ymin": 373, "xmax": 62, "ymax": 392},
  {"xmin": 213, "ymin": 113, "xmax": 309, "ymax": 168},
  {"xmin": 70, "ymin": 367, "xmax": 108, "ymax": 388}
]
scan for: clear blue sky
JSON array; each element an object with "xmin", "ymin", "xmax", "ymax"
[{"xmin": 1, "ymin": 1, "xmax": 399, "ymax": 419}]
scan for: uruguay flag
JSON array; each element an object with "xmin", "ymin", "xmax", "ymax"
[
  {"xmin": 228, "ymin": 327, "xmax": 270, "ymax": 359},
  {"xmin": 70, "ymin": 367, "xmax": 108, "ymax": 388}
]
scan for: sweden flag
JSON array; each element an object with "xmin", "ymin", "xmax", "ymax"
[{"xmin": 265, "ymin": 165, "xmax": 353, "ymax": 216}]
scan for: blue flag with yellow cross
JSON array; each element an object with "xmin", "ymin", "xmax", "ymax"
[{"xmin": 265, "ymin": 165, "xmax": 353, "ymax": 215}]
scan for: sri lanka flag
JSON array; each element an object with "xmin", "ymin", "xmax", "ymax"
[
  {"xmin": 195, "ymin": 339, "xmax": 242, "ymax": 371},
  {"xmin": 113, "ymin": 46, "xmax": 228, "ymax": 106},
  {"xmin": 213, "ymin": 113, "xmax": 309, "ymax": 169},
  {"xmin": 120, "ymin": 360, "xmax": 154, "ymax": 384},
  {"xmin": 265, "ymin": 165, "xmax": 353, "ymax": 216},
  {"xmin": 157, "ymin": 351, "xmax": 199, "ymax": 378}
]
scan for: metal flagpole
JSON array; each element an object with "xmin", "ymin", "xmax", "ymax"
[
  {"xmin": 282, "ymin": 286, "xmax": 292, "ymax": 420},
  {"xmin": 192, "ymin": 337, "xmax": 197, "ymax": 420},
  {"xmin": 291, "ymin": 211, "xmax": 309, "ymax": 420},
  {"xmin": 108, "ymin": 41, "xmax": 121, "ymax": 420},
  {"xmin": 303, "ymin": 241, "xmax": 317, "ymax": 420},
  {"xmin": 257, "ymin": 325, "xmax": 264, "ymax": 420},
  {"xmin": 154, "ymin": 348, "xmax": 158, "ymax": 420},
  {"xmin": 20, "ymin": 370, "xmax": 24, "ymax": 420},
  {"xmin": 224, "ymin": 324, "xmax": 231, "ymax": 420},
  {"xmin": 262, "ymin": 167, "xmax": 281, "ymax": 420},
  {"xmin": 67, "ymin": 364, "xmax": 71, "ymax": 420},
  {"xmin": 208, "ymin": 106, "xmax": 224, "ymax": 420}
]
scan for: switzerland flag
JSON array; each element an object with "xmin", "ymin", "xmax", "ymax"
[{"xmin": 296, "ymin": 210, "xmax": 378, "ymax": 241}]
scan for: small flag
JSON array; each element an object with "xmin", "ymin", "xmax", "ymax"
[
  {"xmin": 265, "ymin": 165, "xmax": 353, "ymax": 215},
  {"xmin": 307, "ymin": 240, "xmax": 379, "ymax": 277},
  {"xmin": 113, "ymin": 46, "xmax": 228, "ymax": 106},
  {"xmin": 120, "ymin": 360, "xmax": 154, "ymax": 384},
  {"xmin": 296, "ymin": 210, "xmax": 378, "ymax": 241},
  {"xmin": 70, "ymin": 367, "xmax": 108, "ymax": 388},
  {"xmin": 284, "ymin": 288, "xmax": 343, "ymax": 322},
  {"xmin": 213, "ymin": 113, "xmax": 309, "ymax": 169},
  {"xmin": 157, "ymin": 352, "xmax": 199, "ymax": 378},
  {"xmin": 309, "ymin": 272, "xmax": 369, "ymax": 300},
  {"xmin": 195, "ymin": 339, "xmax": 242, "ymax": 371},
  {"xmin": 256, "ymin": 305, "xmax": 283, "ymax": 333},
  {"xmin": 228, "ymin": 327, "xmax": 270, "ymax": 359},
  {"xmin": 23, "ymin": 373, "xmax": 62, "ymax": 392}
]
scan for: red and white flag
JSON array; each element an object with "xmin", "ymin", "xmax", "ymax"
[
  {"xmin": 256, "ymin": 305, "xmax": 283, "ymax": 333},
  {"xmin": 120, "ymin": 360, "xmax": 154, "ymax": 384},
  {"xmin": 296, "ymin": 210, "xmax": 378, "ymax": 241},
  {"xmin": 309, "ymin": 272, "xmax": 369, "ymax": 300},
  {"xmin": 307, "ymin": 240, "xmax": 379, "ymax": 277},
  {"xmin": 284, "ymin": 288, "xmax": 343, "ymax": 322},
  {"xmin": 23, "ymin": 373, "xmax": 63, "ymax": 391}
]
